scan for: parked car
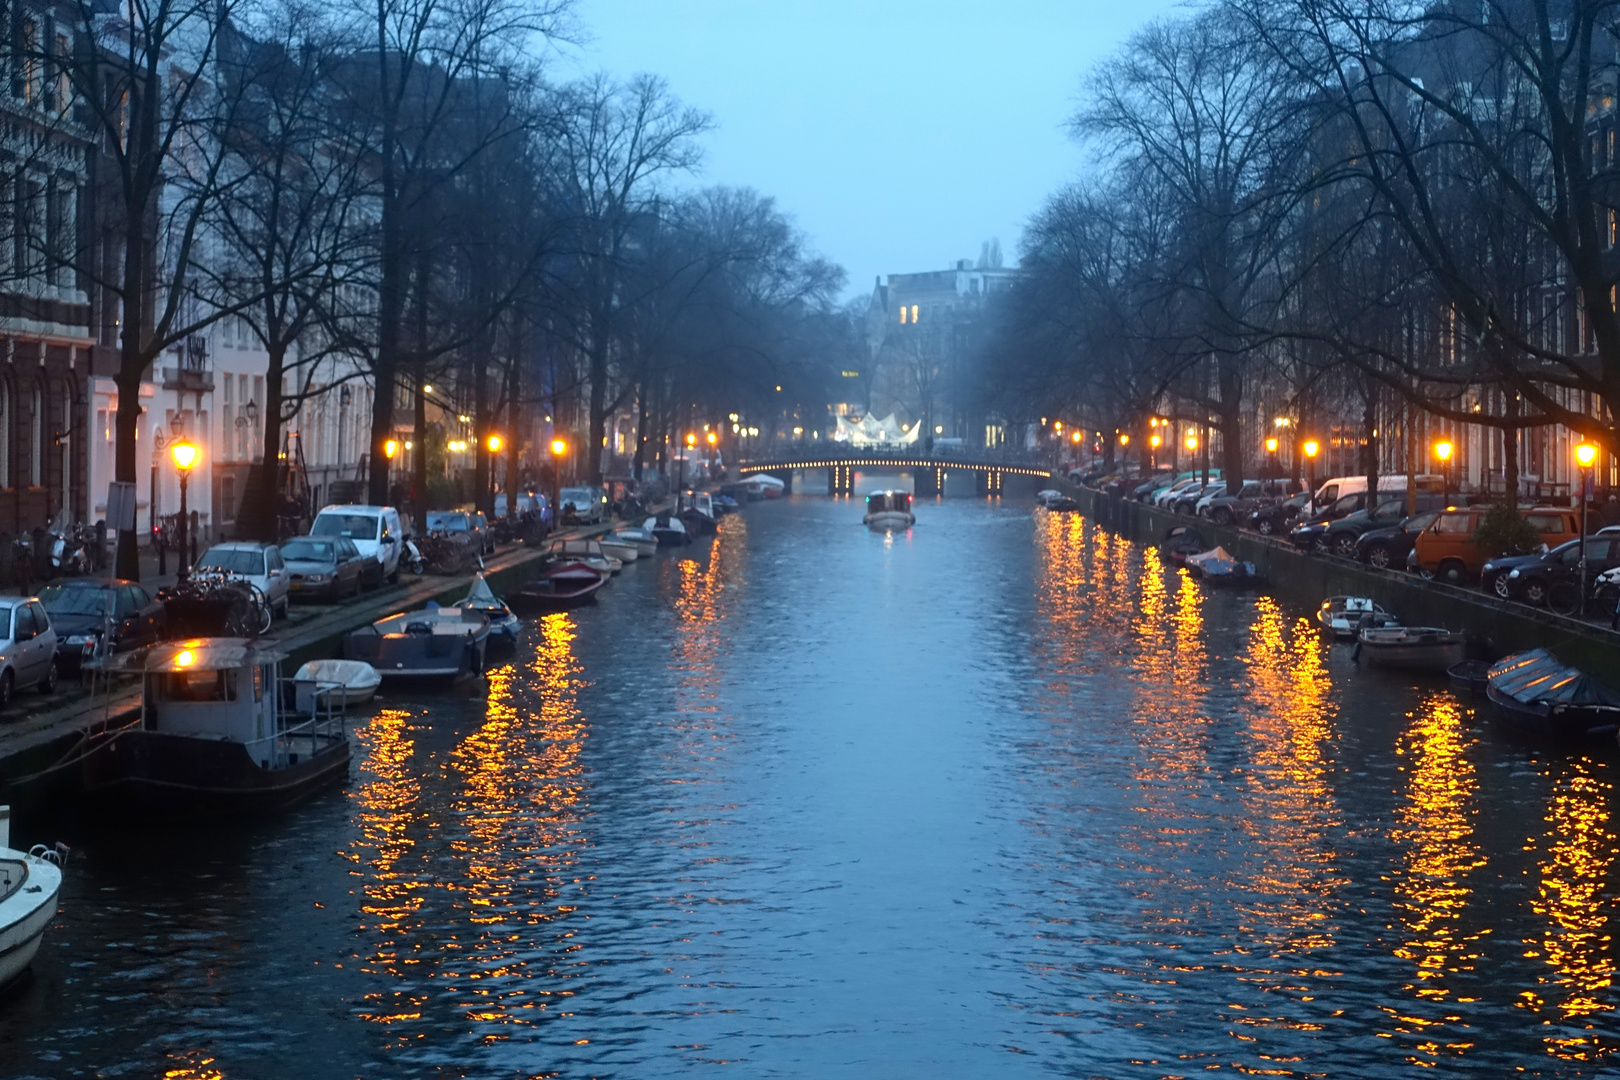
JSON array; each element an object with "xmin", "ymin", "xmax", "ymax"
[
  {"xmin": 0, "ymin": 596, "xmax": 58, "ymax": 705},
  {"xmin": 1354, "ymin": 509, "xmax": 1443, "ymax": 570},
  {"xmin": 1410, "ymin": 506, "xmax": 1582, "ymax": 583},
  {"xmin": 1197, "ymin": 480, "xmax": 1255, "ymax": 517},
  {"xmin": 38, "ymin": 579, "xmax": 165, "ymax": 672},
  {"xmin": 559, "ymin": 485, "xmax": 610, "ymax": 525},
  {"xmin": 1247, "ymin": 492, "xmax": 1310, "ymax": 536},
  {"xmin": 1199, "ymin": 479, "xmax": 1294, "ymax": 525},
  {"xmin": 426, "ymin": 510, "xmax": 492, "ymax": 555},
  {"xmin": 1321, "ymin": 494, "xmax": 1448, "ymax": 559},
  {"xmin": 1131, "ymin": 469, "xmax": 1177, "ymax": 501},
  {"xmin": 1480, "ymin": 548, "xmax": 1552, "ymax": 599},
  {"xmin": 1151, "ymin": 477, "xmax": 1202, "ymax": 508},
  {"xmin": 194, "ymin": 541, "xmax": 292, "ymax": 619},
  {"xmin": 1503, "ymin": 536, "xmax": 1620, "ymax": 605},
  {"xmin": 495, "ymin": 491, "xmax": 554, "ymax": 532},
  {"xmin": 1289, "ymin": 492, "xmax": 1380, "ymax": 548},
  {"xmin": 1312, "ymin": 473, "xmax": 1446, "ymax": 508},
  {"xmin": 281, "ymin": 536, "xmax": 371, "ymax": 600},
  {"xmin": 1174, "ymin": 482, "xmax": 1225, "ymax": 515},
  {"xmin": 311, "ymin": 504, "xmax": 404, "ymax": 583}
]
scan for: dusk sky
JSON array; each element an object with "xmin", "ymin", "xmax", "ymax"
[{"xmin": 561, "ymin": 1, "xmax": 1186, "ymax": 301}]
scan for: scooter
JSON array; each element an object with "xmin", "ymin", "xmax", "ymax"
[{"xmin": 402, "ymin": 536, "xmax": 426, "ymax": 575}]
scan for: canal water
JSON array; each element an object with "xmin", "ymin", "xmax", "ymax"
[{"xmin": 3, "ymin": 486, "xmax": 1618, "ymax": 1078}]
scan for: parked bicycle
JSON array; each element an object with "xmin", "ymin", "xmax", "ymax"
[{"xmin": 157, "ymin": 572, "xmax": 273, "ymax": 637}]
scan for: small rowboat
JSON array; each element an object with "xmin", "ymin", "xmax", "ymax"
[
  {"xmin": 508, "ymin": 562, "xmax": 606, "ymax": 613},
  {"xmin": 646, "ymin": 514, "xmax": 691, "ymax": 547},
  {"xmin": 1355, "ymin": 626, "xmax": 1466, "ymax": 671},
  {"xmin": 1447, "ymin": 660, "xmax": 1491, "ymax": 695},
  {"xmin": 292, "ymin": 658, "xmax": 382, "ymax": 715},
  {"xmin": 609, "ymin": 526, "xmax": 659, "ymax": 557},
  {"xmin": 1486, "ymin": 649, "xmax": 1620, "ymax": 741}
]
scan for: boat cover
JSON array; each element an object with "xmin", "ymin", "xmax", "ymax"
[
  {"xmin": 463, "ymin": 574, "xmax": 500, "ymax": 606},
  {"xmin": 1488, "ymin": 649, "xmax": 1620, "ymax": 708},
  {"xmin": 1186, "ymin": 546, "xmax": 1241, "ymax": 575}
]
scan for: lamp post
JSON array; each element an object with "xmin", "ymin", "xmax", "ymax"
[
  {"xmin": 1265, "ymin": 436, "xmax": 1278, "ymax": 488},
  {"xmin": 486, "ymin": 434, "xmax": 503, "ymax": 512},
  {"xmin": 1434, "ymin": 439, "xmax": 1454, "ymax": 507},
  {"xmin": 1577, "ymin": 441, "xmax": 1598, "ymax": 610},
  {"xmin": 170, "ymin": 438, "xmax": 198, "ymax": 578},
  {"xmin": 152, "ymin": 430, "xmax": 167, "ymax": 575},
  {"xmin": 550, "ymin": 437, "xmax": 567, "ymax": 531},
  {"xmin": 1303, "ymin": 439, "xmax": 1320, "ymax": 512}
]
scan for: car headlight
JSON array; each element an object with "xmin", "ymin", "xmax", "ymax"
[
  {"xmin": 65, "ymin": 634, "xmax": 94, "ymax": 645},
  {"xmin": 304, "ymin": 573, "xmax": 330, "ymax": 583},
  {"xmin": 1508, "ymin": 569, "xmax": 1520, "ymax": 578}
]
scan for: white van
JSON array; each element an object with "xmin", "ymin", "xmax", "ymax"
[
  {"xmin": 311, "ymin": 504, "xmax": 404, "ymax": 583},
  {"xmin": 1313, "ymin": 473, "xmax": 1444, "ymax": 508}
]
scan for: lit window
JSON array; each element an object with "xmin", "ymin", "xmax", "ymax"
[
  {"xmin": 911, "ymin": 304, "xmax": 919, "ymax": 322},
  {"xmin": 898, "ymin": 305, "xmax": 906, "ymax": 324}
]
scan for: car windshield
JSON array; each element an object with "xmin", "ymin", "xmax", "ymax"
[
  {"xmin": 1404, "ymin": 511, "xmax": 1440, "ymax": 531},
  {"xmin": 282, "ymin": 540, "xmax": 335, "ymax": 563},
  {"xmin": 426, "ymin": 512, "xmax": 469, "ymax": 532},
  {"xmin": 198, "ymin": 548, "xmax": 265, "ymax": 575},
  {"xmin": 313, "ymin": 513, "xmax": 379, "ymax": 540},
  {"xmin": 38, "ymin": 582, "xmax": 110, "ymax": 615}
]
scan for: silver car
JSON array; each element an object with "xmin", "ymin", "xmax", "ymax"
[
  {"xmin": 195, "ymin": 542, "xmax": 292, "ymax": 619},
  {"xmin": 0, "ymin": 597, "xmax": 59, "ymax": 707}
]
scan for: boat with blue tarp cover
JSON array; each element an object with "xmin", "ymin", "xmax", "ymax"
[{"xmin": 1486, "ymin": 648, "xmax": 1620, "ymax": 741}]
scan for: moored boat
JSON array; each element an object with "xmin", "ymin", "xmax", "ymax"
[
  {"xmin": 546, "ymin": 538, "xmax": 622, "ymax": 575},
  {"xmin": 0, "ymin": 808, "xmax": 63, "ymax": 988},
  {"xmin": 1316, "ymin": 596, "xmax": 1399, "ymax": 638},
  {"xmin": 863, "ymin": 490, "xmax": 915, "ymax": 529},
  {"xmin": 1486, "ymin": 648, "xmax": 1620, "ymax": 741},
  {"xmin": 344, "ymin": 605, "xmax": 490, "ymax": 679},
  {"xmin": 450, "ymin": 573, "xmax": 521, "ymax": 644},
  {"xmin": 292, "ymin": 658, "xmax": 381, "ymax": 715},
  {"xmin": 597, "ymin": 535, "xmax": 640, "ymax": 564},
  {"xmin": 508, "ymin": 561, "xmax": 606, "ymax": 612},
  {"xmin": 1184, "ymin": 546, "xmax": 1263, "ymax": 586},
  {"xmin": 83, "ymin": 639, "xmax": 351, "ymax": 816},
  {"xmin": 677, "ymin": 490, "xmax": 720, "ymax": 535},
  {"xmin": 1447, "ymin": 659, "xmax": 1491, "ymax": 695},
  {"xmin": 1355, "ymin": 626, "xmax": 1466, "ymax": 671},
  {"xmin": 609, "ymin": 526, "xmax": 659, "ymax": 557},
  {"xmin": 646, "ymin": 513, "xmax": 691, "ymax": 547}
]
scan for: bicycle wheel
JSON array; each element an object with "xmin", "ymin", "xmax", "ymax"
[{"xmin": 1548, "ymin": 581, "xmax": 1583, "ymax": 617}]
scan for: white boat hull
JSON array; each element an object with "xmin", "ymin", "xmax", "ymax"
[
  {"xmin": 0, "ymin": 850, "xmax": 61, "ymax": 987},
  {"xmin": 863, "ymin": 511, "xmax": 915, "ymax": 529}
]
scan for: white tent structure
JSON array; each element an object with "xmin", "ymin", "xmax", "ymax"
[{"xmin": 832, "ymin": 413, "xmax": 922, "ymax": 447}]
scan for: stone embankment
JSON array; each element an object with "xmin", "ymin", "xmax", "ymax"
[{"xmin": 1065, "ymin": 483, "xmax": 1620, "ymax": 672}]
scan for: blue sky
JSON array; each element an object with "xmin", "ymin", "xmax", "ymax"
[{"xmin": 558, "ymin": 0, "xmax": 1187, "ymax": 301}]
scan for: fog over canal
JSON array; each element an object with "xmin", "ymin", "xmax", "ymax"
[{"xmin": 3, "ymin": 485, "xmax": 1617, "ymax": 1078}]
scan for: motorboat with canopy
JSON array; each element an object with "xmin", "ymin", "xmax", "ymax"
[
  {"xmin": 1316, "ymin": 596, "xmax": 1399, "ymax": 638},
  {"xmin": 345, "ymin": 604, "xmax": 491, "ymax": 679},
  {"xmin": 82, "ymin": 638, "xmax": 351, "ymax": 816},
  {"xmin": 863, "ymin": 490, "xmax": 915, "ymax": 529}
]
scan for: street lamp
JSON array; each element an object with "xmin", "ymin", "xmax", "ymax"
[
  {"xmin": 170, "ymin": 438, "xmax": 199, "ymax": 577},
  {"xmin": 486, "ymin": 434, "xmax": 503, "ymax": 454},
  {"xmin": 1265, "ymin": 436, "xmax": 1278, "ymax": 487},
  {"xmin": 550, "ymin": 437, "xmax": 568, "ymax": 528},
  {"xmin": 1303, "ymin": 439, "xmax": 1320, "ymax": 511},
  {"xmin": 1577, "ymin": 441, "xmax": 1599, "ymax": 610},
  {"xmin": 1434, "ymin": 439, "xmax": 1454, "ymax": 506}
]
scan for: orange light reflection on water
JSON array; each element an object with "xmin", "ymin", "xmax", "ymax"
[
  {"xmin": 1518, "ymin": 757, "xmax": 1617, "ymax": 1062},
  {"xmin": 1380, "ymin": 692, "xmax": 1487, "ymax": 1063}
]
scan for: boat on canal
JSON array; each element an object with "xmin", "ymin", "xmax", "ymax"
[
  {"xmin": 646, "ymin": 513, "xmax": 692, "ymax": 547},
  {"xmin": 1184, "ymin": 546, "xmax": 1263, "ymax": 586},
  {"xmin": 863, "ymin": 490, "xmax": 915, "ymax": 529},
  {"xmin": 1316, "ymin": 596, "xmax": 1399, "ymax": 639},
  {"xmin": 677, "ymin": 490, "xmax": 720, "ymax": 535},
  {"xmin": 449, "ymin": 573, "xmax": 521, "ymax": 645},
  {"xmin": 609, "ymin": 525, "xmax": 659, "ymax": 557},
  {"xmin": 292, "ymin": 658, "xmax": 381, "ymax": 714},
  {"xmin": 81, "ymin": 639, "xmax": 351, "ymax": 816},
  {"xmin": 1447, "ymin": 659, "xmax": 1491, "ymax": 695},
  {"xmin": 1486, "ymin": 648, "xmax": 1620, "ymax": 740},
  {"xmin": 0, "ymin": 808, "xmax": 63, "ymax": 988},
  {"xmin": 546, "ymin": 538, "xmax": 622, "ymax": 575},
  {"xmin": 344, "ymin": 605, "xmax": 491, "ymax": 679},
  {"xmin": 1355, "ymin": 626, "xmax": 1466, "ymax": 671},
  {"xmin": 508, "ymin": 561, "xmax": 606, "ymax": 612},
  {"xmin": 596, "ymin": 535, "xmax": 641, "ymax": 564}
]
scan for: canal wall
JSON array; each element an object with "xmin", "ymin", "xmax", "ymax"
[{"xmin": 1066, "ymin": 485, "xmax": 1620, "ymax": 673}]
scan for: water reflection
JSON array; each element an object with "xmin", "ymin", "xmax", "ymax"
[
  {"xmin": 1520, "ymin": 757, "xmax": 1617, "ymax": 1061},
  {"xmin": 1383, "ymin": 692, "xmax": 1487, "ymax": 1063}
]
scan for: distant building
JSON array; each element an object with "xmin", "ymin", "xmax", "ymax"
[{"xmin": 865, "ymin": 258, "xmax": 1018, "ymax": 449}]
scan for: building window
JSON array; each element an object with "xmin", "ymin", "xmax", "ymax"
[
  {"xmin": 911, "ymin": 304, "xmax": 919, "ymax": 323},
  {"xmin": 0, "ymin": 381, "xmax": 9, "ymax": 487},
  {"xmin": 19, "ymin": 20, "xmax": 39, "ymax": 104}
]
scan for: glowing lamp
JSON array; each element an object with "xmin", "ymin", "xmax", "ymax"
[
  {"xmin": 706, "ymin": 432, "xmax": 718, "ymax": 445},
  {"xmin": 1577, "ymin": 442, "xmax": 1598, "ymax": 468},
  {"xmin": 1119, "ymin": 433, "xmax": 1130, "ymax": 446},
  {"xmin": 686, "ymin": 433, "xmax": 697, "ymax": 447},
  {"xmin": 169, "ymin": 439, "xmax": 198, "ymax": 472},
  {"xmin": 1303, "ymin": 439, "xmax": 1320, "ymax": 459},
  {"xmin": 486, "ymin": 434, "xmax": 503, "ymax": 453},
  {"xmin": 175, "ymin": 648, "xmax": 195, "ymax": 668},
  {"xmin": 1185, "ymin": 434, "xmax": 1198, "ymax": 451},
  {"xmin": 1150, "ymin": 434, "xmax": 1161, "ymax": 448},
  {"xmin": 384, "ymin": 439, "xmax": 398, "ymax": 460},
  {"xmin": 1265, "ymin": 437, "xmax": 1278, "ymax": 453},
  {"xmin": 1071, "ymin": 431, "xmax": 1082, "ymax": 443},
  {"xmin": 1434, "ymin": 439, "xmax": 1453, "ymax": 463},
  {"xmin": 550, "ymin": 438, "xmax": 567, "ymax": 457}
]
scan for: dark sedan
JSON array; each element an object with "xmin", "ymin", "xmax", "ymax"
[
  {"xmin": 1320, "ymin": 496, "xmax": 1445, "ymax": 559},
  {"xmin": 1355, "ymin": 509, "xmax": 1442, "ymax": 570},
  {"xmin": 283, "ymin": 536, "xmax": 371, "ymax": 600},
  {"xmin": 1247, "ymin": 492, "xmax": 1309, "ymax": 536},
  {"xmin": 1503, "ymin": 537, "xmax": 1620, "ymax": 606},
  {"xmin": 39, "ymin": 579, "xmax": 165, "ymax": 671}
]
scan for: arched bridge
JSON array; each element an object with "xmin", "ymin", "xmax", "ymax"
[{"xmin": 735, "ymin": 449, "xmax": 1054, "ymax": 496}]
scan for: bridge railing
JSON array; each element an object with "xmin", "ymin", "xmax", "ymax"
[{"xmin": 735, "ymin": 441, "xmax": 1057, "ymax": 470}]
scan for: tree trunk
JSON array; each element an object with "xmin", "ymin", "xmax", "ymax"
[
  {"xmin": 242, "ymin": 343, "xmax": 290, "ymax": 542},
  {"xmin": 1362, "ymin": 386, "xmax": 1379, "ymax": 516}
]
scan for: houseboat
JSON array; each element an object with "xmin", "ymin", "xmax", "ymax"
[{"xmin": 863, "ymin": 490, "xmax": 915, "ymax": 529}]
